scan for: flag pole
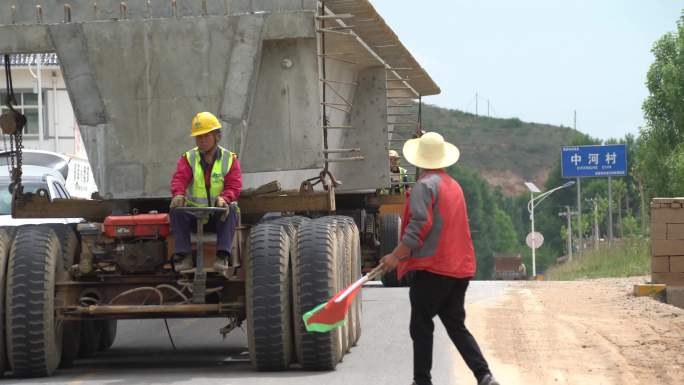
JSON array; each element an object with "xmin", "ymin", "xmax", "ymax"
[{"xmin": 334, "ymin": 264, "xmax": 385, "ymax": 303}]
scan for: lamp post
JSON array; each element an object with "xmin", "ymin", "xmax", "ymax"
[{"xmin": 525, "ymin": 180, "xmax": 576, "ymax": 277}]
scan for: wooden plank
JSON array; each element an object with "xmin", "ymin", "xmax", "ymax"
[
  {"xmin": 366, "ymin": 194, "xmax": 406, "ymax": 207},
  {"xmin": 241, "ymin": 181, "xmax": 281, "ymax": 197},
  {"xmin": 652, "ymin": 272, "xmax": 684, "ymax": 286},
  {"xmin": 652, "ymin": 256, "xmax": 670, "ymax": 273},
  {"xmin": 670, "ymin": 256, "xmax": 684, "ymax": 273},
  {"xmin": 652, "ymin": 240, "xmax": 684, "ymax": 256},
  {"xmin": 13, "ymin": 195, "xmax": 122, "ymax": 222},
  {"xmin": 238, "ymin": 190, "xmax": 335, "ymax": 214}
]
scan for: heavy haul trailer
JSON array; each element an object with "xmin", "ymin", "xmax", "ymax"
[{"xmin": 0, "ymin": 0, "xmax": 439, "ymax": 377}]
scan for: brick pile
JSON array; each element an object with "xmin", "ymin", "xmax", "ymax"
[{"xmin": 651, "ymin": 198, "xmax": 684, "ymax": 286}]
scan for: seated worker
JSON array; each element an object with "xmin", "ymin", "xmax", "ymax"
[
  {"xmin": 169, "ymin": 111, "xmax": 242, "ymax": 272},
  {"xmin": 389, "ymin": 149, "xmax": 410, "ymax": 193}
]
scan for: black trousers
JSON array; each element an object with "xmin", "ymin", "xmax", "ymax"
[{"xmin": 409, "ymin": 270, "xmax": 490, "ymax": 385}]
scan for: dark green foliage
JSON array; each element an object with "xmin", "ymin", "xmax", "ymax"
[
  {"xmin": 639, "ymin": 14, "xmax": 684, "ymax": 199},
  {"xmin": 447, "ymin": 166, "xmax": 518, "ymax": 279}
]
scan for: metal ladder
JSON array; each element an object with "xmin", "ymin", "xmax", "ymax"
[
  {"xmin": 386, "ymin": 70, "xmax": 420, "ymax": 186},
  {"xmin": 316, "ymin": 1, "xmax": 364, "ymax": 172}
]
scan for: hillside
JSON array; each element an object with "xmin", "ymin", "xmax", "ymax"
[{"xmin": 420, "ymin": 104, "xmax": 583, "ymax": 195}]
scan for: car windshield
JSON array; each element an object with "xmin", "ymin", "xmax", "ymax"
[{"xmin": 0, "ymin": 182, "xmax": 49, "ymax": 215}]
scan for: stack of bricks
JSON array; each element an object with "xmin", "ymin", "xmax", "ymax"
[{"xmin": 651, "ymin": 198, "xmax": 684, "ymax": 286}]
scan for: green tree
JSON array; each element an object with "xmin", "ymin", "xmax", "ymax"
[
  {"xmin": 639, "ymin": 14, "xmax": 684, "ymax": 198},
  {"xmin": 493, "ymin": 207, "xmax": 518, "ymax": 252}
]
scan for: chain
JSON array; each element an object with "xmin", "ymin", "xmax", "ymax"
[{"xmin": 3, "ymin": 54, "xmax": 23, "ymax": 193}]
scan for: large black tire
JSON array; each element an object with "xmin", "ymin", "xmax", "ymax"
[
  {"xmin": 78, "ymin": 321, "xmax": 101, "ymax": 359},
  {"xmin": 0, "ymin": 229, "xmax": 12, "ymax": 376},
  {"xmin": 46, "ymin": 224, "xmax": 82, "ymax": 368},
  {"xmin": 58, "ymin": 321, "xmax": 80, "ymax": 369},
  {"xmin": 6, "ymin": 226, "xmax": 64, "ymax": 377},
  {"xmin": 379, "ymin": 214, "xmax": 414, "ymax": 287},
  {"xmin": 293, "ymin": 218, "xmax": 344, "ymax": 370},
  {"xmin": 46, "ymin": 224, "xmax": 79, "ymax": 271},
  {"xmin": 98, "ymin": 320, "xmax": 117, "ymax": 351},
  {"xmin": 317, "ymin": 217, "xmax": 351, "ymax": 356},
  {"xmin": 246, "ymin": 222, "xmax": 293, "ymax": 371},
  {"xmin": 340, "ymin": 218, "xmax": 362, "ymax": 347}
]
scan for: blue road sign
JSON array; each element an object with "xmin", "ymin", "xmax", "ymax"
[{"xmin": 561, "ymin": 144, "xmax": 627, "ymax": 178}]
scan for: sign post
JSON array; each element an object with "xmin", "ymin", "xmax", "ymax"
[{"xmin": 561, "ymin": 144, "xmax": 627, "ymax": 250}]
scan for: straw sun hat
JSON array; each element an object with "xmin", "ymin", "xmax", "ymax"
[{"xmin": 402, "ymin": 132, "xmax": 460, "ymax": 169}]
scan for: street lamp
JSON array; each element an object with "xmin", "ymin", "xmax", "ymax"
[{"xmin": 525, "ymin": 180, "xmax": 576, "ymax": 277}]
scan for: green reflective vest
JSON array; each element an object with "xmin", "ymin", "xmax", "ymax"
[{"xmin": 184, "ymin": 146, "xmax": 234, "ymax": 207}]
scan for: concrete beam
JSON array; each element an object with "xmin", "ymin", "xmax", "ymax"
[
  {"xmin": 0, "ymin": 25, "xmax": 53, "ymax": 53},
  {"xmin": 0, "ymin": 0, "xmax": 315, "ymax": 25}
]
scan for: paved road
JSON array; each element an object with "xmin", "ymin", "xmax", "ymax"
[{"xmin": 5, "ymin": 281, "xmax": 509, "ymax": 385}]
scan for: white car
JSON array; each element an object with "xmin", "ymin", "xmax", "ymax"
[{"xmin": 0, "ymin": 151, "xmax": 82, "ymax": 226}]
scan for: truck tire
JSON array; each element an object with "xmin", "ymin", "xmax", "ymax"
[
  {"xmin": 337, "ymin": 217, "xmax": 362, "ymax": 347},
  {"xmin": 317, "ymin": 217, "xmax": 351, "ymax": 355},
  {"xmin": 267, "ymin": 215, "xmax": 310, "ymax": 237},
  {"xmin": 246, "ymin": 223, "xmax": 293, "ymax": 371},
  {"xmin": 293, "ymin": 218, "xmax": 344, "ymax": 370},
  {"xmin": 342, "ymin": 219, "xmax": 362, "ymax": 347},
  {"xmin": 98, "ymin": 320, "xmax": 117, "ymax": 351},
  {"xmin": 46, "ymin": 224, "xmax": 79, "ymax": 271},
  {"xmin": 0, "ymin": 226, "xmax": 16, "ymax": 242},
  {"xmin": 379, "ymin": 214, "xmax": 414, "ymax": 287},
  {"xmin": 5, "ymin": 226, "xmax": 63, "ymax": 377},
  {"xmin": 46, "ymin": 224, "xmax": 82, "ymax": 368},
  {"xmin": 78, "ymin": 321, "xmax": 101, "ymax": 359},
  {"xmin": 58, "ymin": 321, "xmax": 80, "ymax": 368},
  {"xmin": 0, "ymin": 229, "xmax": 12, "ymax": 376}
]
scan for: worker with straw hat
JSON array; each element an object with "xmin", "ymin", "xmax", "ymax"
[{"xmin": 380, "ymin": 132, "xmax": 499, "ymax": 385}]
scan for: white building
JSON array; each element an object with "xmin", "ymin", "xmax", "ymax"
[
  {"xmin": 0, "ymin": 53, "xmax": 85, "ymax": 156},
  {"xmin": 1, "ymin": 53, "xmax": 96, "ymax": 198}
]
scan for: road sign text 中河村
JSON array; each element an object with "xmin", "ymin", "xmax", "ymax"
[{"xmin": 561, "ymin": 145, "xmax": 627, "ymax": 178}]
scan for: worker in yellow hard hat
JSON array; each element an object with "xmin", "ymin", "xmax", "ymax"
[
  {"xmin": 169, "ymin": 112, "xmax": 242, "ymax": 272},
  {"xmin": 389, "ymin": 149, "xmax": 410, "ymax": 193}
]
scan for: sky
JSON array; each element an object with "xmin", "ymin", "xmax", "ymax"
[{"xmin": 371, "ymin": 0, "xmax": 684, "ymax": 140}]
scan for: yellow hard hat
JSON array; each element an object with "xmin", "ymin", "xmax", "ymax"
[
  {"xmin": 191, "ymin": 112, "xmax": 222, "ymax": 137},
  {"xmin": 388, "ymin": 149, "xmax": 400, "ymax": 158}
]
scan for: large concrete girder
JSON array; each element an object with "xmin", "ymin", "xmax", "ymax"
[
  {"xmin": 0, "ymin": 0, "xmax": 315, "ymax": 25},
  {"xmin": 0, "ymin": 13, "xmax": 273, "ymax": 198}
]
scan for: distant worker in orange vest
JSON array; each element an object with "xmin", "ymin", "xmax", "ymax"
[{"xmin": 380, "ymin": 132, "xmax": 499, "ymax": 385}]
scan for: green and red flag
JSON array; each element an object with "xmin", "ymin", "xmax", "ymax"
[{"xmin": 303, "ymin": 266, "xmax": 382, "ymax": 333}]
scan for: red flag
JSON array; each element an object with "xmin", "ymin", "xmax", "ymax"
[{"xmin": 303, "ymin": 269, "xmax": 376, "ymax": 333}]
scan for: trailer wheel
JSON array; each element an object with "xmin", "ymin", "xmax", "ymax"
[
  {"xmin": 59, "ymin": 322, "xmax": 80, "ymax": 368},
  {"xmin": 45, "ymin": 224, "xmax": 82, "ymax": 368},
  {"xmin": 341, "ymin": 219, "xmax": 362, "ymax": 347},
  {"xmin": 0, "ymin": 229, "xmax": 12, "ymax": 376},
  {"xmin": 246, "ymin": 222, "xmax": 293, "ymax": 371},
  {"xmin": 78, "ymin": 321, "xmax": 101, "ymax": 359},
  {"xmin": 379, "ymin": 214, "xmax": 414, "ymax": 287},
  {"xmin": 6, "ymin": 226, "xmax": 63, "ymax": 377},
  {"xmin": 98, "ymin": 320, "xmax": 117, "ymax": 351},
  {"xmin": 293, "ymin": 218, "xmax": 344, "ymax": 370},
  {"xmin": 336, "ymin": 217, "xmax": 362, "ymax": 347}
]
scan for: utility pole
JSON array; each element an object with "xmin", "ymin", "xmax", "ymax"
[
  {"xmin": 487, "ymin": 99, "xmax": 490, "ymax": 117},
  {"xmin": 593, "ymin": 197, "xmax": 599, "ymax": 250},
  {"xmin": 577, "ymin": 178, "xmax": 582, "ymax": 255},
  {"xmin": 475, "ymin": 92, "xmax": 478, "ymax": 116},
  {"xmin": 608, "ymin": 176, "xmax": 613, "ymax": 247},
  {"xmin": 573, "ymin": 110, "xmax": 577, "ymax": 131}
]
